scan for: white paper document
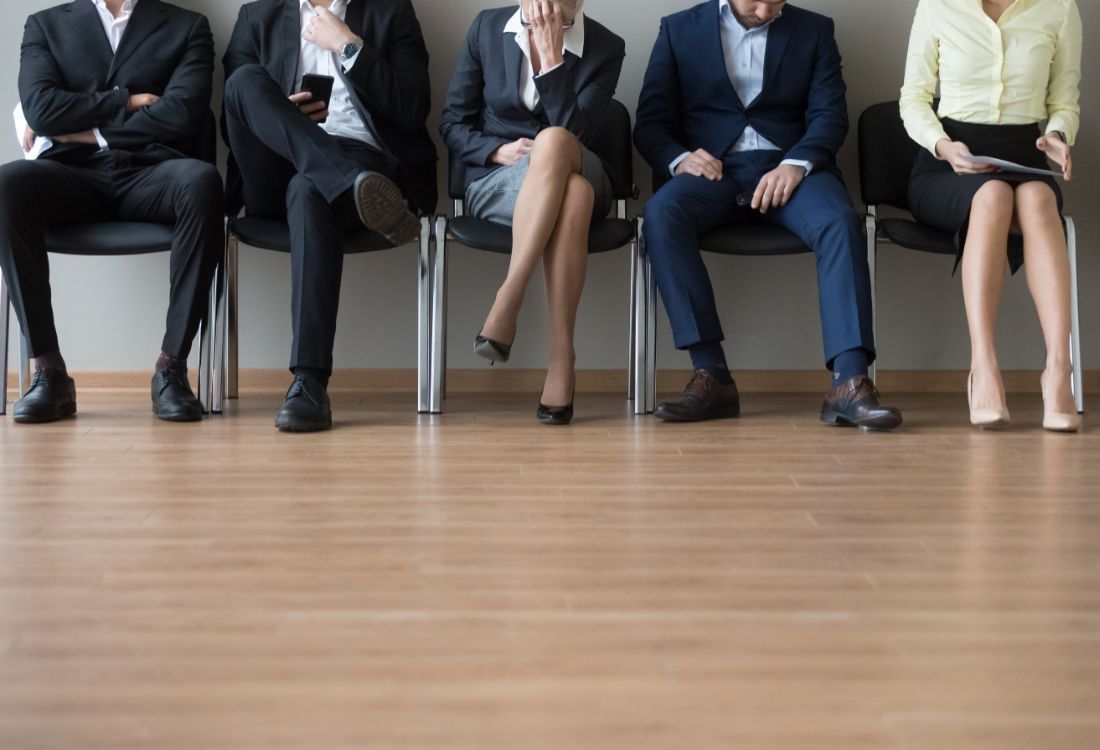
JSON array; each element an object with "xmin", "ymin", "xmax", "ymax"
[
  {"xmin": 12, "ymin": 103, "xmax": 53, "ymax": 160},
  {"xmin": 959, "ymin": 154, "xmax": 1063, "ymax": 179}
]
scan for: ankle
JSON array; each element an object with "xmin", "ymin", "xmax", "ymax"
[
  {"xmin": 155, "ymin": 352, "xmax": 187, "ymax": 373},
  {"xmin": 34, "ymin": 351, "xmax": 67, "ymax": 373}
]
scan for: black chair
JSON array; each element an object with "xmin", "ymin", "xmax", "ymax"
[
  {"xmin": 217, "ymin": 212, "xmax": 433, "ymax": 413},
  {"xmin": 2, "ymin": 115, "xmax": 220, "ymax": 416},
  {"xmin": 859, "ymin": 100, "xmax": 1084, "ymax": 413},
  {"xmin": 632, "ymin": 175, "xmax": 813, "ymax": 415},
  {"xmin": 429, "ymin": 99, "xmax": 638, "ymax": 414}
]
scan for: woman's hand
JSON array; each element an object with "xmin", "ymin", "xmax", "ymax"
[
  {"xmin": 935, "ymin": 139, "xmax": 998, "ymax": 175},
  {"xmin": 22, "ymin": 126, "xmax": 36, "ymax": 152},
  {"xmin": 1037, "ymin": 134, "xmax": 1072, "ymax": 181},
  {"xmin": 490, "ymin": 138, "xmax": 535, "ymax": 166},
  {"xmin": 523, "ymin": 0, "xmax": 565, "ymax": 73}
]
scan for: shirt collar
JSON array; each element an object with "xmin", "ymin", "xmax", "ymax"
[
  {"xmin": 300, "ymin": 0, "xmax": 349, "ymax": 12},
  {"xmin": 503, "ymin": 7, "xmax": 586, "ymax": 59},
  {"xmin": 719, "ymin": 0, "xmax": 779, "ymax": 33},
  {"xmin": 92, "ymin": 0, "xmax": 137, "ymax": 14}
]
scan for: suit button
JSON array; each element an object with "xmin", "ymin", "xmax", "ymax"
[{"xmin": 114, "ymin": 86, "xmax": 120, "ymax": 91}]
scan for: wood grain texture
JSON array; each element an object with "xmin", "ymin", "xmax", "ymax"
[{"xmin": 1, "ymin": 388, "xmax": 1097, "ymax": 750}]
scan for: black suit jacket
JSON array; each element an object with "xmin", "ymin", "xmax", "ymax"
[
  {"xmin": 439, "ymin": 7, "xmax": 626, "ymax": 191},
  {"xmin": 223, "ymin": 0, "xmax": 438, "ymax": 213},
  {"xmin": 18, "ymin": 0, "xmax": 215, "ymax": 165}
]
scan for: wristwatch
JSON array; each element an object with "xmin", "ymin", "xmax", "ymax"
[
  {"xmin": 1052, "ymin": 130, "xmax": 1068, "ymax": 143},
  {"xmin": 340, "ymin": 36, "xmax": 363, "ymax": 64}
]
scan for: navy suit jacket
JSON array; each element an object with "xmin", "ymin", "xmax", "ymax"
[
  {"xmin": 634, "ymin": 2, "xmax": 848, "ymax": 177},
  {"xmin": 440, "ymin": 7, "xmax": 625, "ymax": 192}
]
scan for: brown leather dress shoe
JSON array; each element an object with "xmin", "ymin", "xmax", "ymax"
[
  {"xmin": 820, "ymin": 375, "xmax": 903, "ymax": 430},
  {"xmin": 655, "ymin": 369, "xmax": 741, "ymax": 423}
]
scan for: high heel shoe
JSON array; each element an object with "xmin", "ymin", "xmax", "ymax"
[
  {"xmin": 537, "ymin": 390, "xmax": 575, "ymax": 426},
  {"xmin": 1041, "ymin": 370, "xmax": 1081, "ymax": 433},
  {"xmin": 968, "ymin": 372, "xmax": 1010, "ymax": 429},
  {"xmin": 473, "ymin": 334, "xmax": 512, "ymax": 365}
]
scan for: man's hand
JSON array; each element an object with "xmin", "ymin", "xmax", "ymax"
[
  {"xmin": 303, "ymin": 6, "xmax": 357, "ymax": 53},
  {"xmin": 127, "ymin": 93, "xmax": 160, "ymax": 113},
  {"xmin": 1037, "ymin": 133, "xmax": 1072, "ymax": 181},
  {"xmin": 289, "ymin": 91, "xmax": 328, "ymax": 123},
  {"xmin": 935, "ymin": 139, "xmax": 997, "ymax": 176},
  {"xmin": 674, "ymin": 148, "xmax": 723, "ymax": 181},
  {"xmin": 490, "ymin": 138, "xmax": 535, "ymax": 166},
  {"xmin": 52, "ymin": 131, "xmax": 98, "ymax": 145},
  {"xmin": 522, "ymin": 0, "xmax": 565, "ymax": 73},
  {"xmin": 22, "ymin": 126, "xmax": 36, "ymax": 152},
  {"xmin": 751, "ymin": 164, "xmax": 806, "ymax": 213}
]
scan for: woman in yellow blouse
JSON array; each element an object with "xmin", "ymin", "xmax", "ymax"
[{"xmin": 900, "ymin": 0, "xmax": 1082, "ymax": 432}]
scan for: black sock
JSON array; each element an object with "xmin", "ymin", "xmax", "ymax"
[
  {"xmin": 292, "ymin": 367, "xmax": 330, "ymax": 387},
  {"xmin": 688, "ymin": 343, "xmax": 733, "ymax": 384},
  {"xmin": 34, "ymin": 351, "xmax": 67, "ymax": 373},
  {"xmin": 155, "ymin": 352, "xmax": 186, "ymax": 373},
  {"xmin": 831, "ymin": 349, "xmax": 870, "ymax": 386}
]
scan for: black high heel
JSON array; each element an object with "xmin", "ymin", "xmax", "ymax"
[
  {"xmin": 474, "ymin": 334, "xmax": 512, "ymax": 365},
  {"xmin": 537, "ymin": 390, "xmax": 575, "ymax": 426}
]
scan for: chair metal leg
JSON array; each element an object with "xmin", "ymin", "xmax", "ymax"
[
  {"xmin": 645, "ymin": 244, "xmax": 657, "ymax": 415},
  {"xmin": 227, "ymin": 232, "xmax": 240, "ymax": 399},
  {"xmin": 632, "ymin": 220, "xmax": 648, "ymax": 416},
  {"xmin": 197, "ymin": 301, "xmax": 211, "ymax": 415},
  {"xmin": 866, "ymin": 211, "xmax": 878, "ymax": 384},
  {"xmin": 627, "ymin": 236, "xmax": 638, "ymax": 402},
  {"xmin": 1066, "ymin": 217, "xmax": 1084, "ymax": 414},
  {"xmin": 1, "ymin": 271, "xmax": 9, "ymax": 415},
  {"xmin": 210, "ymin": 223, "xmax": 229, "ymax": 414},
  {"xmin": 634, "ymin": 218, "xmax": 657, "ymax": 415},
  {"xmin": 417, "ymin": 216, "xmax": 432, "ymax": 413},
  {"xmin": 19, "ymin": 333, "xmax": 31, "ymax": 398},
  {"xmin": 429, "ymin": 215, "xmax": 447, "ymax": 413}
]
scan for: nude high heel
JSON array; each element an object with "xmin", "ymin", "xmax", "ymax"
[
  {"xmin": 968, "ymin": 372, "xmax": 1010, "ymax": 428},
  {"xmin": 1041, "ymin": 370, "xmax": 1081, "ymax": 433}
]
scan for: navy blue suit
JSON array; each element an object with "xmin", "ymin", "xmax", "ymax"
[{"xmin": 634, "ymin": 2, "xmax": 874, "ymax": 369}]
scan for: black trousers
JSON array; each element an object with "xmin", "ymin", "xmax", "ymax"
[
  {"xmin": 0, "ymin": 152, "xmax": 223, "ymax": 361},
  {"xmin": 224, "ymin": 64, "xmax": 406, "ymax": 376}
]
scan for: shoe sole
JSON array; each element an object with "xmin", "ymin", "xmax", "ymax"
[
  {"xmin": 820, "ymin": 410, "xmax": 903, "ymax": 431},
  {"xmin": 474, "ymin": 339, "xmax": 510, "ymax": 364},
  {"xmin": 355, "ymin": 173, "xmax": 421, "ymax": 246},
  {"xmin": 12, "ymin": 402, "xmax": 77, "ymax": 424},
  {"xmin": 655, "ymin": 403, "xmax": 741, "ymax": 423},
  {"xmin": 153, "ymin": 406, "xmax": 203, "ymax": 423},
  {"xmin": 275, "ymin": 417, "xmax": 333, "ymax": 433}
]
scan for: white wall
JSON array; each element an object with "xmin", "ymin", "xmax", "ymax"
[{"xmin": 3, "ymin": 0, "xmax": 1097, "ymax": 374}]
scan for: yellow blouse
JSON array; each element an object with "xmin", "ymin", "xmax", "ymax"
[{"xmin": 899, "ymin": 0, "xmax": 1082, "ymax": 155}]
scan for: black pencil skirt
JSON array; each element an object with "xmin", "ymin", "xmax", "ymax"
[{"xmin": 908, "ymin": 118, "xmax": 1063, "ymax": 275}]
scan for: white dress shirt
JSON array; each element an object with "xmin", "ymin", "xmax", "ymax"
[
  {"xmin": 296, "ymin": 0, "xmax": 378, "ymax": 147},
  {"xmin": 503, "ymin": 8, "xmax": 586, "ymax": 112},
  {"xmin": 669, "ymin": 0, "xmax": 812, "ymax": 176}
]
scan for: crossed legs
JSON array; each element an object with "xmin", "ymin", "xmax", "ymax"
[{"xmin": 479, "ymin": 127, "xmax": 593, "ymax": 407}]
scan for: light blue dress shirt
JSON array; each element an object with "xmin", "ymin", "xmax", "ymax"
[{"xmin": 669, "ymin": 0, "xmax": 813, "ymax": 176}]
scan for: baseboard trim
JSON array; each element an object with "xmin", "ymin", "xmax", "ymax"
[{"xmin": 6, "ymin": 368, "xmax": 1098, "ymax": 394}]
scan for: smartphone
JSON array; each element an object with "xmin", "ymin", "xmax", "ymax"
[{"xmin": 299, "ymin": 73, "xmax": 335, "ymax": 114}]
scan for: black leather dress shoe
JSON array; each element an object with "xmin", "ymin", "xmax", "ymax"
[
  {"xmin": 12, "ymin": 367, "xmax": 77, "ymax": 424},
  {"xmin": 354, "ymin": 171, "xmax": 421, "ymax": 246},
  {"xmin": 655, "ymin": 369, "xmax": 741, "ymax": 423},
  {"xmin": 151, "ymin": 365, "xmax": 204, "ymax": 422},
  {"xmin": 275, "ymin": 372, "xmax": 332, "ymax": 433},
  {"xmin": 820, "ymin": 375, "xmax": 903, "ymax": 430}
]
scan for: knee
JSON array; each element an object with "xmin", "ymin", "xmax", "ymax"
[
  {"xmin": 0, "ymin": 162, "xmax": 45, "ymax": 216},
  {"xmin": 286, "ymin": 172, "xmax": 325, "ymax": 208},
  {"xmin": 172, "ymin": 161, "xmax": 223, "ymax": 209},
  {"xmin": 530, "ymin": 127, "xmax": 580, "ymax": 169},
  {"xmin": 642, "ymin": 185, "xmax": 682, "ymax": 227},
  {"xmin": 1015, "ymin": 182, "xmax": 1059, "ymax": 222},
  {"xmin": 970, "ymin": 180, "xmax": 1015, "ymax": 217},
  {"xmin": 224, "ymin": 64, "xmax": 269, "ymax": 109}
]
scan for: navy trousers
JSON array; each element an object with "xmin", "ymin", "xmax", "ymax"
[{"xmin": 642, "ymin": 150, "xmax": 875, "ymax": 370}]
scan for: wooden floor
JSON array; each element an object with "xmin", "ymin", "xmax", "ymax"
[{"xmin": 1, "ymin": 388, "xmax": 1098, "ymax": 749}]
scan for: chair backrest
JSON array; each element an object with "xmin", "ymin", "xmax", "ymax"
[
  {"xmin": 448, "ymin": 99, "xmax": 634, "ymax": 202},
  {"xmin": 858, "ymin": 100, "xmax": 922, "ymax": 211}
]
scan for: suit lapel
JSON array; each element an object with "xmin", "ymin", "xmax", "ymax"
[
  {"xmin": 279, "ymin": 0, "xmax": 302, "ymax": 93},
  {"xmin": 108, "ymin": 0, "xmax": 168, "ymax": 81},
  {"xmin": 701, "ymin": 4, "xmax": 743, "ymax": 109},
  {"xmin": 68, "ymin": 0, "xmax": 114, "ymax": 73},
  {"xmin": 503, "ymin": 30, "xmax": 524, "ymax": 111},
  {"xmin": 760, "ymin": 11, "xmax": 797, "ymax": 98}
]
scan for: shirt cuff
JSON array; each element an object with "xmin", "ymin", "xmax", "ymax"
[
  {"xmin": 535, "ymin": 61, "xmax": 564, "ymax": 78},
  {"xmin": 92, "ymin": 127, "xmax": 109, "ymax": 151},
  {"xmin": 669, "ymin": 151, "xmax": 691, "ymax": 176},
  {"xmin": 780, "ymin": 158, "xmax": 813, "ymax": 176},
  {"xmin": 341, "ymin": 49, "xmax": 362, "ymax": 72}
]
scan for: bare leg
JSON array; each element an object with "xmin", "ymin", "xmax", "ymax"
[
  {"xmin": 961, "ymin": 181, "xmax": 1015, "ymax": 412},
  {"xmin": 540, "ymin": 174, "xmax": 594, "ymax": 407},
  {"xmin": 1015, "ymin": 181, "xmax": 1075, "ymax": 414},
  {"xmin": 480, "ymin": 128, "xmax": 583, "ymax": 343}
]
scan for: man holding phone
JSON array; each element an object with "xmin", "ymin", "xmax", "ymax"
[{"xmin": 222, "ymin": 0, "xmax": 437, "ymax": 432}]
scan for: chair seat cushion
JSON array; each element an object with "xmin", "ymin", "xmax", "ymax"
[
  {"xmin": 698, "ymin": 223, "xmax": 810, "ymax": 256},
  {"xmin": 230, "ymin": 216, "xmax": 398, "ymax": 254},
  {"xmin": 43, "ymin": 222, "xmax": 174, "ymax": 256},
  {"xmin": 879, "ymin": 218, "xmax": 956, "ymax": 255},
  {"xmin": 449, "ymin": 216, "xmax": 633, "ymax": 254}
]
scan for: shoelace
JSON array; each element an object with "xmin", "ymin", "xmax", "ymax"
[
  {"xmin": 286, "ymin": 376, "xmax": 319, "ymax": 405},
  {"xmin": 27, "ymin": 368, "xmax": 51, "ymax": 393}
]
